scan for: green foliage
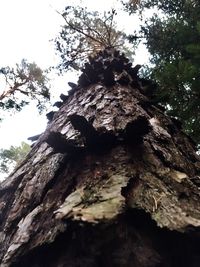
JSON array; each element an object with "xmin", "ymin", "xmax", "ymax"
[
  {"xmin": 125, "ymin": 0, "xmax": 200, "ymax": 143},
  {"xmin": 55, "ymin": 6, "xmax": 130, "ymax": 71},
  {"xmin": 0, "ymin": 60, "xmax": 50, "ymax": 118},
  {"xmin": 0, "ymin": 142, "xmax": 30, "ymax": 174}
]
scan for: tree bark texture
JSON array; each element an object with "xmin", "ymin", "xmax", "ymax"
[{"xmin": 0, "ymin": 49, "xmax": 200, "ymax": 267}]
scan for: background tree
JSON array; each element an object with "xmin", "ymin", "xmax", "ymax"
[
  {"xmin": 0, "ymin": 60, "xmax": 50, "ymax": 120},
  {"xmin": 123, "ymin": 0, "xmax": 200, "ymax": 143},
  {"xmin": 0, "ymin": 141, "xmax": 30, "ymax": 175}
]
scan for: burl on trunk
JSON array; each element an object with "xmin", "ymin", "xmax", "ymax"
[{"xmin": 0, "ymin": 48, "xmax": 200, "ymax": 267}]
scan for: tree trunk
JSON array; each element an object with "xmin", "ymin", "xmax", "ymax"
[{"xmin": 1, "ymin": 48, "xmax": 200, "ymax": 267}]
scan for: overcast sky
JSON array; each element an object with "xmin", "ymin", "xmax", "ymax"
[{"xmin": 0, "ymin": 0, "xmax": 149, "ymax": 150}]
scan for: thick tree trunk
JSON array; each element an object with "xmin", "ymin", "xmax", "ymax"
[{"xmin": 0, "ymin": 49, "xmax": 200, "ymax": 267}]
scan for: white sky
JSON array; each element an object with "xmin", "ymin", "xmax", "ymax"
[{"xmin": 0, "ymin": 0, "xmax": 149, "ymax": 150}]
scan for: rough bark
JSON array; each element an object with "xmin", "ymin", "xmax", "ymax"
[{"xmin": 0, "ymin": 48, "xmax": 200, "ymax": 267}]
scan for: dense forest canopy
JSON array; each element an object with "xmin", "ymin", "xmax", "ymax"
[{"xmin": 123, "ymin": 0, "xmax": 200, "ymax": 143}]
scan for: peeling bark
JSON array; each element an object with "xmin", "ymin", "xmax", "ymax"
[{"xmin": 0, "ymin": 48, "xmax": 200, "ymax": 267}]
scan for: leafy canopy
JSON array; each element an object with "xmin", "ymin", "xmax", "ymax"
[
  {"xmin": 0, "ymin": 141, "xmax": 30, "ymax": 175},
  {"xmin": 55, "ymin": 5, "xmax": 133, "ymax": 71},
  {"xmin": 124, "ymin": 0, "xmax": 200, "ymax": 143},
  {"xmin": 0, "ymin": 60, "xmax": 50, "ymax": 119}
]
